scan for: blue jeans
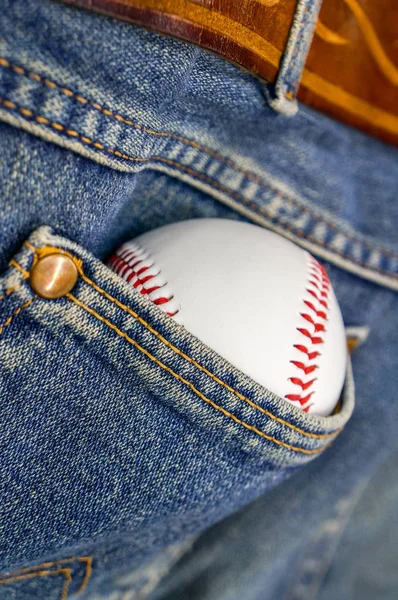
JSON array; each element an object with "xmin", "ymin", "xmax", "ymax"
[{"xmin": 0, "ymin": 1, "xmax": 397, "ymax": 599}]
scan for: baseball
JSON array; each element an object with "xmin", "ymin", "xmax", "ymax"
[{"xmin": 108, "ymin": 219, "xmax": 347, "ymax": 416}]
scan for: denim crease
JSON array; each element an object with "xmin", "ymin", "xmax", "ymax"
[
  {"xmin": 0, "ymin": 0, "xmax": 397, "ymax": 598},
  {"xmin": 0, "ymin": 226, "xmax": 353, "ymax": 593},
  {"xmin": 0, "ymin": 2, "xmax": 396, "ymax": 288}
]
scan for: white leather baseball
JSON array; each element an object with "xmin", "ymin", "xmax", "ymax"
[{"xmin": 108, "ymin": 219, "xmax": 347, "ymax": 416}]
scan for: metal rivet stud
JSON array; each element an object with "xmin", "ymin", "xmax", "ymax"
[{"xmin": 30, "ymin": 254, "xmax": 78, "ymax": 299}]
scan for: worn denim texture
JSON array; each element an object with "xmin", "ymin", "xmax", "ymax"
[
  {"xmin": 0, "ymin": 0, "xmax": 397, "ymax": 599},
  {"xmin": 264, "ymin": 0, "xmax": 322, "ymax": 115}
]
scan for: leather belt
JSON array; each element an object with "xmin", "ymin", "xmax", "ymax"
[{"xmin": 60, "ymin": 0, "xmax": 398, "ymax": 145}]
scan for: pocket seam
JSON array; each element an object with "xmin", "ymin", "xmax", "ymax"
[
  {"xmin": 0, "ymin": 568, "xmax": 72, "ymax": 600},
  {"xmin": 21, "ymin": 243, "xmax": 343, "ymax": 441},
  {"xmin": 0, "ymin": 555, "xmax": 92, "ymax": 599},
  {"xmin": 0, "ymin": 297, "xmax": 33, "ymax": 336},
  {"xmin": 66, "ymin": 290, "xmax": 332, "ymax": 456},
  {"xmin": 0, "ymin": 275, "xmax": 27, "ymax": 300},
  {"xmin": 6, "ymin": 261, "xmax": 334, "ymax": 455}
]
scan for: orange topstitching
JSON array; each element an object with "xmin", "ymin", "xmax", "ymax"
[
  {"xmin": 0, "ymin": 569, "xmax": 71, "ymax": 600},
  {"xmin": 67, "ymin": 290, "xmax": 330, "ymax": 456},
  {"xmin": 20, "ymin": 245, "xmax": 342, "ymax": 443},
  {"xmin": 4, "ymin": 556, "xmax": 92, "ymax": 594},
  {"xmin": 0, "ymin": 57, "xmax": 396, "ymax": 261},
  {"xmin": 0, "ymin": 298, "xmax": 33, "ymax": 336},
  {"xmin": 0, "ymin": 278, "xmax": 26, "ymax": 301},
  {"xmin": 0, "ymin": 98, "xmax": 393, "ymax": 279}
]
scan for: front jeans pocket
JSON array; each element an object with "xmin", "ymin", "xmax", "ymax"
[{"xmin": 0, "ymin": 226, "xmax": 354, "ymax": 581}]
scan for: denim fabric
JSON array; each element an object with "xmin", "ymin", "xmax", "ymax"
[
  {"xmin": 0, "ymin": 0, "xmax": 397, "ymax": 599},
  {"xmin": 0, "ymin": 1, "xmax": 397, "ymax": 288},
  {"xmin": 264, "ymin": 0, "xmax": 322, "ymax": 115}
]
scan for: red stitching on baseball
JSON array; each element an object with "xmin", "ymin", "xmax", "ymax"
[
  {"xmin": 285, "ymin": 256, "xmax": 331, "ymax": 410},
  {"xmin": 306, "ymin": 288, "xmax": 329, "ymax": 308},
  {"xmin": 296, "ymin": 328, "xmax": 324, "ymax": 344},
  {"xmin": 303, "ymin": 301, "xmax": 327, "ymax": 319},
  {"xmin": 290, "ymin": 361, "xmax": 318, "ymax": 375},
  {"xmin": 285, "ymin": 392, "xmax": 314, "ymax": 405},
  {"xmin": 293, "ymin": 345, "xmax": 320, "ymax": 360},
  {"xmin": 300, "ymin": 313, "xmax": 326, "ymax": 332},
  {"xmin": 288, "ymin": 377, "xmax": 317, "ymax": 390},
  {"xmin": 108, "ymin": 244, "xmax": 180, "ymax": 318}
]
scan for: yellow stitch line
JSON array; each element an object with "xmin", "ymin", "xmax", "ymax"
[
  {"xmin": 0, "ymin": 569, "xmax": 50, "ymax": 583},
  {"xmin": 30, "ymin": 73, "xmax": 42, "ymax": 82},
  {"xmin": 0, "ymin": 66, "xmax": 395, "ymax": 259},
  {"xmin": 9, "ymin": 258, "xmax": 29, "ymax": 276},
  {"xmin": 0, "ymin": 58, "xmax": 397, "ymax": 234},
  {"xmin": 61, "ymin": 571, "xmax": 72, "ymax": 600},
  {"xmin": 0, "ymin": 298, "xmax": 33, "ymax": 336},
  {"xmin": 0, "ymin": 58, "xmax": 9, "ymax": 67},
  {"xmin": 0, "ymin": 568, "xmax": 71, "ymax": 583},
  {"xmin": 61, "ymin": 87, "xmax": 74, "ymax": 97},
  {"xmin": 66, "ymin": 129, "xmax": 79, "ymax": 137},
  {"xmin": 67, "ymin": 291, "xmax": 327, "ymax": 455},
  {"xmin": 19, "ymin": 244, "xmax": 340, "ymax": 442},
  {"xmin": 6, "ymin": 555, "xmax": 92, "ymax": 574},
  {"xmin": 145, "ymin": 128, "xmax": 169, "ymax": 137},
  {"xmin": 0, "ymin": 279, "xmax": 26, "ymax": 300},
  {"xmin": 3, "ymin": 99, "xmax": 15, "ymax": 109},
  {"xmin": 0, "ymin": 568, "xmax": 72, "ymax": 600},
  {"xmin": 77, "ymin": 267, "xmax": 341, "ymax": 440},
  {"xmin": 20, "ymin": 107, "xmax": 33, "ymax": 117},
  {"xmin": 24, "ymin": 240, "xmax": 37, "ymax": 251},
  {"xmin": 0, "ymin": 279, "xmax": 27, "ymax": 301},
  {"xmin": 52, "ymin": 122, "xmax": 64, "ymax": 131},
  {"xmin": 77, "ymin": 556, "xmax": 92, "ymax": 593},
  {"xmin": 7, "ymin": 106, "xmax": 389, "ymax": 272},
  {"xmin": 12, "ymin": 65, "xmax": 25, "ymax": 75},
  {"xmin": 6, "ymin": 556, "xmax": 92, "ymax": 594},
  {"xmin": 44, "ymin": 79, "xmax": 57, "ymax": 89},
  {"xmin": 81, "ymin": 136, "xmax": 92, "ymax": 144}
]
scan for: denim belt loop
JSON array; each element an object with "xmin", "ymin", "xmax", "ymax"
[{"xmin": 264, "ymin": 0, "xmax": 323, "ymax": 116}]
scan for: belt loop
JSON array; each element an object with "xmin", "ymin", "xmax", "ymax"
[{"xmin": 264, "ymin": 0, "xmax": 323, "ymax": 116}]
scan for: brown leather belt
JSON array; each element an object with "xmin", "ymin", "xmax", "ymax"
[{"xmin": 60, "ymin": 0, "xmax": 398, "ymax": 145}]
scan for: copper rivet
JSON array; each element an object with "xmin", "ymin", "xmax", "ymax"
[{"xmin": 30, "ymin": 254, "xmax": 78, "ymax": 299}]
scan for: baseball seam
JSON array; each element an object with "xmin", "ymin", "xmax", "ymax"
[
  {"xmin": 285, "ymin": 256, "xmax": 331, "ymax": 412},
  {"xmin": 108, "ymin": 242, "xmax": 180, "ymax": 318}
]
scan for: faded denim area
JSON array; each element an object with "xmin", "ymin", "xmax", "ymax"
[{"xmin": 0, "ymin": 0, "xmax": 397, "ymax": 599}]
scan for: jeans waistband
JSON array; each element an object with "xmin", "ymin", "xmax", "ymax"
[{"xmin": 0, "ymin": 0, "xmax": 397, "ymax": 290}]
